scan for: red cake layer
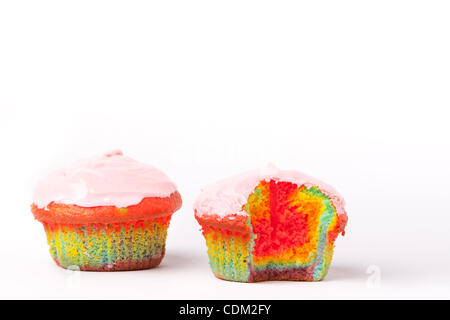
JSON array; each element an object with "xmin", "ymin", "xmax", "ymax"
[
  {"xmin": 31, "ymin": 191, "xmax": 182, "ymax": 223},
  {"xmin": 195, "ymin": 214, "xmax": 250, "ymax": 233},
  {"xmin": 250, "ymin": 180, "xmax": 333, "ymax": 261}
]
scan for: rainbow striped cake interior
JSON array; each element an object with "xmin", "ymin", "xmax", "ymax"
[{"xmin": 201, "ymin": 179, "xmax": 344, "ymax": 282}]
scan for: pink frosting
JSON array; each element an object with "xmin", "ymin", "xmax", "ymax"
[
  {"xmin": 194, "ymin": 164, "xmax": 346, "ymax": 219},
  {"xmin": 33, "ymin": 150, "xmax": 178, "ymax": 209}
]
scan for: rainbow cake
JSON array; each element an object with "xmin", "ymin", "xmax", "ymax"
[
  {"xmin": 31, "ymin": 150, "xmax": 182, "ymax": 271},
  {"xmin": 194, "ymin": 165, "xmax": 347, "ymax": 282}
]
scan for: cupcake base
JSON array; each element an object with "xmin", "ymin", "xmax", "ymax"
[
  {"xmin": 204, "ymin": 226, "xmax": 252, "ymax": 282},
  {"xmin": 53, "ymin": 253, "xmax": 164, "ymax": 271},
  {"xmin": 42, "ymin": 215, "xmax": 171, "ymax": 271},
  {"xmin": 203, "ymin": 225, "xmax": 333, "ymax": 282},
  {"xmin": 248, "ymin": 266, "xmax": 313, "ymax": 282}
]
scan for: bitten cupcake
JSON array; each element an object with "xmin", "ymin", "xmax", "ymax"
[
  {"xmin": 194, "ymin": 164, "xmax": 347, "ymax": 282},
  {"xmin": 31, "ymin": 150, "xmax": 182, "ymax": 271}
]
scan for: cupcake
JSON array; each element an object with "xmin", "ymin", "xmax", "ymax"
[
  {"xmin": 31, "ymin": 150, "xmax": 182, "ymax": 271},
  {"xmin": 194, "ymin": 164, "xmax": 347, "ymax": 282}
]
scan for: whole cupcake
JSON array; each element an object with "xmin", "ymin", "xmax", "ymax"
[
  {"xmin": 194, "ymin": 164, "xmax": 347, "ymax": 282},
  {"xmin": 31, "ymin": 150, "xmax": 182, "ymax": 271}
]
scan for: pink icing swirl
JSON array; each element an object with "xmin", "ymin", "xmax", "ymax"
[{"xmin": 32, "ymin": 150, "xmax": 178, "ymax": 209}]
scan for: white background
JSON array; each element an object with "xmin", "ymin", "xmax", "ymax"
[{"xmin": 1, "ymin": 1, "xmax": 449, "ymax": 299}]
